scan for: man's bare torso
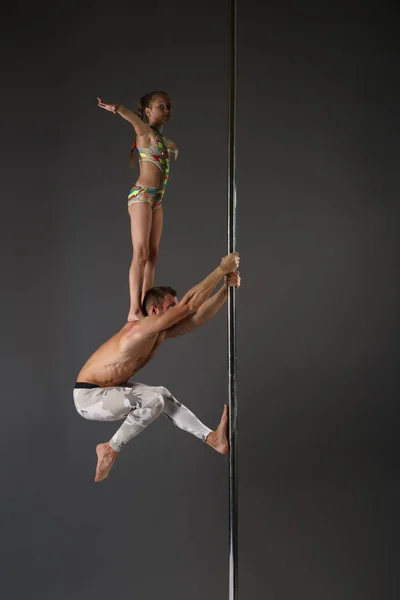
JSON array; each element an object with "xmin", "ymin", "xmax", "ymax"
[{"xmin": 77, "ymin": 321, "xmax": 166, "ymax": 386}]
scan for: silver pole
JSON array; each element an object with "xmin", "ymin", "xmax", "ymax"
[{"xmin": 227, "ymin": 0, "xmax": 238, "ymax": 598}]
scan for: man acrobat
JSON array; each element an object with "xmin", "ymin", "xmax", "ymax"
[{"xmin": 73, "ymin": 252, "xmax": 240, "ymax": 482}]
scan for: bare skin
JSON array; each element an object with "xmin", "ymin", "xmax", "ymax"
[
  {"xmin": 94, "ymin": 404, "xmax": 230, "ymax": 483},
  {"xmin": 76, "ymin": 252, "xmax": 240, "ymax": 482},
  {"xmin": 205, "ymin": 404, "xmax": 230, "ymax": 454},
  {"xmin": 97, "ymin": 94, "xmax": 178, "ymax": 321},
  {"xmin": 95, "ymin": 443, "xmax": 118, "ymax": 483},
  {"xmin": 127, "ymin": 204, "xmax": 163, "ymax": 322},
  {"xmin": 77, "ymin": 253, "xmax": 240, "ymax": 387}
]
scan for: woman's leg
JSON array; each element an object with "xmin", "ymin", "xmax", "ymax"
[
  {"xmin": 142, "ymin": 206, "xmax": 163, "ymax": 300},
  {"xmin": 128, "ymin": 202, "xmax": 153, "ymax": 321}
]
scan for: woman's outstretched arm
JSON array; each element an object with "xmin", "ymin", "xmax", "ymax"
[{"xmin": 97, "ymin": 97, "xmax": 150, "ymax": 137}]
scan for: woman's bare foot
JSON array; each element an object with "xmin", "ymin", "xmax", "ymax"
[
  {"xmin": 94, "ymin": 442, "xmax": 118, "ymax": 482},
  {"xmin": 206, "ymin": 405, "xmax": 229, "ymax": 454},
  {"xmin": 127, "ymin": 310, "xmax": 142, "ymax": 322}
]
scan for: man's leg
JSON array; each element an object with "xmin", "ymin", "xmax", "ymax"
[
  {"xmin": 153, "ymin": 386, "xmax": 229, "ymax": 454},
  {"xmin": 74, "ymin": 384, "xmax": 165, "ymax": 481}
]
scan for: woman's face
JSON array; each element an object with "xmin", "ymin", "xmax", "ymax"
[{"xmin": 146, "ymin": 95, "xmax": 172, "ymax": 125}]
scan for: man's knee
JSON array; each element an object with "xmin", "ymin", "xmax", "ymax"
[
  {"xmin": 154, "ymin": 386, "xmax": 171, "ymax": 400},
  {"xmin": 150, "ymin": 392, "xmax": 165, "ymax": 415}
]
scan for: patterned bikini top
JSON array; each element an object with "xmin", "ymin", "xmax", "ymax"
[{"xmin": 132, "ymin": 125, "xmax": 170, "ymax": 190}]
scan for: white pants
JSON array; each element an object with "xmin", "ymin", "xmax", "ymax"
[{"xmin": 73, "ymin": 383, "xmax": 212, "ymax": 452}]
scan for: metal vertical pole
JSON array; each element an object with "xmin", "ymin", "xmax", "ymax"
[{"xmin": 227, "ymin": 0, "xmax": 238, "ymax": 598}]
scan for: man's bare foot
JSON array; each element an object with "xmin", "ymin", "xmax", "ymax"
[
  {"xmin": 94, "ymin": 442, "xmax": 118, "ymax": 482},
  {"xmin": 206, "ymin": 405, "xmax": 229, "ymax": 454}
]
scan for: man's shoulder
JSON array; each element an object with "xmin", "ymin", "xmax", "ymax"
[
  {"xmin": 119, "ymin": 317, "xmax": 159, "ymax": 343},
  {"xmin": 120, "ymin": 319, "xmax": 143, "ymax": 339},
  {"xmin": 122, "ymin": 319, "xmax": 142, "ymax": 331}
]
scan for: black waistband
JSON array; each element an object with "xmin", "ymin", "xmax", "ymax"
[{"xmin": 75, "ymin": 382, "xmax": 100, "ymax": 389}]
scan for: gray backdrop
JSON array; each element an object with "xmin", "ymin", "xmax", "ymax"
[{"xmin": 2, "ymin": 2, "xmax": 399, "ymax": 599}]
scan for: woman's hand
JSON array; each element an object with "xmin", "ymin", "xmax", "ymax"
[
  {"xmin": 97, "ymin": 97, "xmax": 119, "ymax": 114},
  {"xmin": 97, "ymin": 98, "xmax": 150, "ymax": 136},
  {"xmin": 168, "ymin": 139, "xmax": 179, "ymax": 160}
]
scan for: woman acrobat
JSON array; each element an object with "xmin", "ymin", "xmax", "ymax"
[{"xmin": 97, "ymin": 92, "xmax": 178, "ymax": 321}]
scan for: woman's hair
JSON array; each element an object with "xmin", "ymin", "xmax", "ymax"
[
  {"xmin": 130, "ymin": 90, "xmax": 170, "ymax": 168},
  {"xmin": 137, "ymin": 90, "xmax": 170, "ymax": 122},
  {"xmin": 142, "ymin": 286, "xmax": 177, "ymax": 316}
]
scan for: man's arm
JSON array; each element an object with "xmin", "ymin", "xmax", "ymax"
[
  {"xmin": 137, "ymin": 253, "xmax": 240, "ymax": 336},
  {"xmin": 166, "ymin": 272, "xmax": 240, "ymax": 338}
]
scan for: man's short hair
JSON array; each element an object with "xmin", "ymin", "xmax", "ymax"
[{"xmin": 142, "ymin": 286, "xmax": 177, "ymax": 316}]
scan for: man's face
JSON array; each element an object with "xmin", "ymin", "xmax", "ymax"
[{"xmin": 158, "ymin": 294, "xmax": 178, "ymax": 314}]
